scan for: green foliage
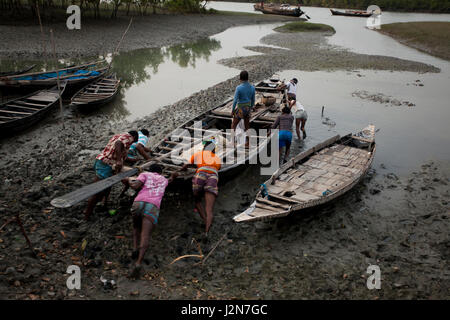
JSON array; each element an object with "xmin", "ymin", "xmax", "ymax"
[{"xmin": 165, "ymin": 0, "xmax": 207, "ymax": 13}]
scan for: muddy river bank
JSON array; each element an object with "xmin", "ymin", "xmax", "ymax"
[{"xmin": 0, "ymin": 21, "xmax": 449, "ymax": 299}]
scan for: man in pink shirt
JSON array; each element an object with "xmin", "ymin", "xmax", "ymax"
[{"xmin": 127, "ymin": 164, "xmax": 177, "ymax": 278}]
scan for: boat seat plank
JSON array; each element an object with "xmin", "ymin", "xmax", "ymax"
[
  {"xmin": 0, "ymin": 109, "xmax": 32, "ymax": 115},
  {"xmin": 6, "ymin": 104, "xmax": 40, "ymax": 111},
  {"xmin": 0, "ymin": 115, "xmax": 20, "ymax": 119},
  {"xmin": 256, "ymin": 197, "xmax": 290, "ymax": 210}
]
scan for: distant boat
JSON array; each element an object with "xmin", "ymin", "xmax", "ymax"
[
  {"xmin": 254, "ymin": 3, "xmax": 306, "ymax": 18},
  {"xmin": 330, "ymin": 8, "xmax": 373, "ymax": 17},
  {"xmin": 0, "ymin": 61, "xmax": 107, "ymax": 89},
  {"xmin": 0, "ymin": 82, "xmax": 66, "ymax": 135},
  {"xmin": 71, "ymin": 73, "xmax": 120, "ymax": 108},
  {"xmin": 0, "ymin": 64, "xmax": 36, "ymax": 77}
]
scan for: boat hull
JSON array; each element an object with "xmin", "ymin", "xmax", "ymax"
[
  {"xmin": 330, "ymin": 8, "xmax": 373, "ymax": 17},
  {"xmin": 234, "ymin": 126, "xmax": 376, "ymax": 222}
]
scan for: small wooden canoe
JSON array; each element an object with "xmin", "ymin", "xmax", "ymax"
[
  {"xmin": 0, "ymin": 61, "xmax": 107, "ymax": 88},
  {"xmin": 0, "ymin": 64, "xmax": 36, "ymax": 77},
  {"xmin": 0, "ymin": 82, "xmax": 66, "ymax": 135},
  {"xmin": 71, "ymin": 73, "xmax": 120, "ymax": 108},
  {"xmin": 233, "ymin": 125, "xmax": 376, "ymax": 223},
  {"xmin": 330, "ymin": 8, "xmax": 373, "ymax": 17}
]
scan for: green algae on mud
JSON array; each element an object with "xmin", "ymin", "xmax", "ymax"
[
  {"xmin": 274, "ymin": 21, "xmax": 336, "ymax": 34},
  {"xmin": 378, "ymin": 22, "xmax": 450, "ymax": 61}
]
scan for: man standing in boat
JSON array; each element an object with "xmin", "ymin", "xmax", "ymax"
[
  {"xmin": 83, "ymin": 131, "xmax": 139, "ymax": 220},
  {"xmin": 231, "ymin": 70, "xmax": 255, "ymax": 147}
]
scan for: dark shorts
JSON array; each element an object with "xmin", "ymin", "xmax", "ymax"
[
  {"xmin": 234, "ymin": 102, "xmax": 252, "ymax": 120},
  {"xmin": 279, "ymin": 130, "xmax": 292, "ymax": 148},
  {"xmin": 94, "ymin": 159, "xmax": 113, "ymax": 180},
  {"xmin": 287, "ymin": 93, "xmax": 296, "ymax": 101},
  {"xmin": 131, "ymin": 201, "xmax": 160, "ymax": 225},
  {"xmin": 192, "ymin": 171, "xmax": 219, "ymax": 196}
]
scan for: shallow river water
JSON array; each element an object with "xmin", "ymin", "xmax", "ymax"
[{"xmin": 206, "ymin": 2, "xmax": 450, "ymax": 175}]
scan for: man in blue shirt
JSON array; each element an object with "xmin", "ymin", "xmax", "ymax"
[
  {"xmin": 127, "ymin": 128, "xmax": 152, "ymax": 162},
  {"xmin": 231, "ymin": 70, "xmax": 255, "ymax": 146}
]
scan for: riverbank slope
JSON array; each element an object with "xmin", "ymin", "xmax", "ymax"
[{"xmin": 378, "ymin": 22, "xmax": 450, "ymax": 61}]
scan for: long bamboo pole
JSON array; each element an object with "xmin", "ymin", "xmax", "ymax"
[
  {"xmin": 35, "ymin": 2, "xmax": 47, "ymax": 64},
  {"xmin": 49, "ymin": 29, "xmax": 64, "ymax": 123},
  {"xmin": 108, "ymin": 17, "xmax": 133, "ymax": 70}
]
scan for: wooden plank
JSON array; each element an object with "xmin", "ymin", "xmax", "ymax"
[
  {"xmin": 256, "ymin": 197, "xmax": 290, "ymax": 210},
  {"xmin": 6, "ymin": 104, "xmax": 40, "ymax": 111},
  {"xmin": 255, "ymin": 203, "xmax": 281, "ymax": 212},
  {"xmin": 289, "ymin": 191, "xmax": 317, "ymax": 202},
  {"xmin": 267, "ymin": 192, "xmax": 300, "ymax": 204},
  {"xmin": 13, "ymin": 100, "xmax": 47, "ymax": 107},
  {"xmin": 0, "ymin": 109, "xmax": 32, "ymax": 115},
  {"xmin": 0, "ymin": 115, "xmax": 20, "ymax": 119}
]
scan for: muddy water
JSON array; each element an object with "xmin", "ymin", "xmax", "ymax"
[{"xmin": 0, "ymin": 23, "xmax": 285, "ymax": 121}]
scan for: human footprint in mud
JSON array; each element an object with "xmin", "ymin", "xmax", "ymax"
[
  {"xmin": 180, "ymin": 139, "xmax": 221, "ymax": 238},
  {"xmin": 127, "ymin": 164, "xmax": 177, "ymax": 279},
  {"xmin": 83, "ymin": 131, "xmax": 139, "ymax": 220}
]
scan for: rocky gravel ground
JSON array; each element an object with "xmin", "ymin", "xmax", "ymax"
[{"xmin": 0, "ymin": 22, "xmax": 448, "ymax": 300}]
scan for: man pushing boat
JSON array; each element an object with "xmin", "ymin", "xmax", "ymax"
[
  {"xmin": 179, "ymin": 139, "xmax": 221, "ymax": 237},
  {"xmin": 127, "ymin": 128, "xmax": 153, "ymax": 162},
  {"xmin": 83, "ymin": 131, "xmax": 139, "ymax": 220},
  {"xmin": 126, "ymin": 164, "xmax": 177, "ymax": 278}
]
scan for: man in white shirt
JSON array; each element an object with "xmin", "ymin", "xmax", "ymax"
[{"xmin": 279, "ymin": 78, "xmax": 298, "ymax": 101}]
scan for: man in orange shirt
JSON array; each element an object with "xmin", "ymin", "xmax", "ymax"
[{"xmin": 180, "ymin": 139, "xmax": 221, "ymax": 236}]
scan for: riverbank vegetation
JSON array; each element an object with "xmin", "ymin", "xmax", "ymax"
[
  {"xmin": 0, "ymin": 0, "xmax": 211, "ymax": 23},
  {"xmin": 274, "ymin": 21, "xmax": 335, "ymax": 33},
  {"xmin": 218, "ymin": 0, "xmax": 450, "ymax": 13},
  {"xmin": 378, "ymin": 21, "xmax": 450, "ymax": 61}
]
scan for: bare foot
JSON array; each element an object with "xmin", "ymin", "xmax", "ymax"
[{"xmin": 129, "ymin": 264, "xmax": 142, "ymax": 279}]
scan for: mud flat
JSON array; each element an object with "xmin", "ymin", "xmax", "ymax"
[
  {"xmin": 377, "ymin": 22, "xmax": 450, "ymax": 61},
  {"xmin": 0, "ymin": 13, "xmax": 296, "ymax": 60},
  {"xmin": 220, "ymin": 24, "xmax": 440, "ymax": 73},
  {"xmin": 0, "ymin": 23, "xmax": 448, "ymax": 300}
]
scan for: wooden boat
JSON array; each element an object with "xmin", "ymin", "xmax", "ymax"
[
  {"xmin": 71, "ymin": 73, "xmax": 120, "ymax": 108},
  {"xmin": 330, "ymin": 8, "xmax": 373, "ymax": 17},
  {"xmin": 0, "ymin": 64, "xmax": 36, "ymax": 77},
  {"xmin": 50, "ymin": 76, "xmax": 289, "ymax": 208},
  {"xmin": 233, "ymin": 125, "xmax": 376, "ymax": 223},
  {"xmin": 0, "ymin": 61, "xmax": 107, "ymax": 88},
  {"xmin": 0, "ymin": 83, "xmax": 66, "ymax": 135},
  {"xmin": 148, "ymin": 77, "xmax": 289, "ymax": 181},
  {"xmin": 254, "ymin": 3, "xmax": 305, "ymax": 17}
]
